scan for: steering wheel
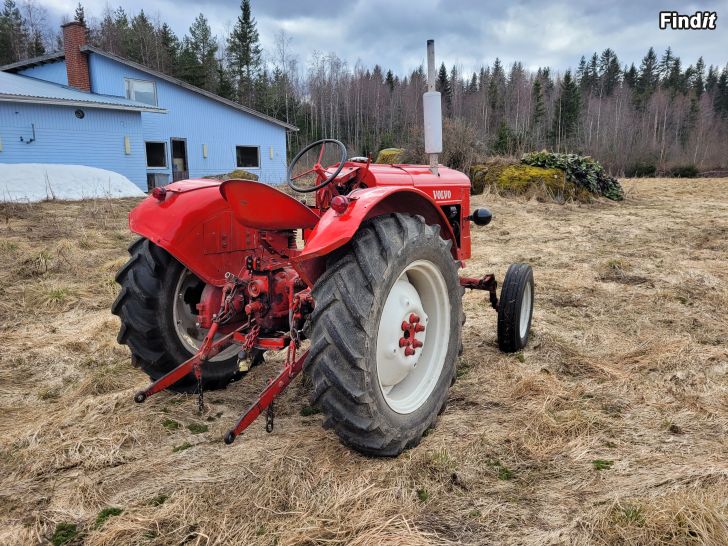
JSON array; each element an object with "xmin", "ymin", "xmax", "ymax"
[{"xmin": 287, "ymin": 139, "xmax": 347, "ymax": 193}]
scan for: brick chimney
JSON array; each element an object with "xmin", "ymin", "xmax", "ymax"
[{"xmin": 62, "ymin": 21, "xmax": 90, "ymax": 92}]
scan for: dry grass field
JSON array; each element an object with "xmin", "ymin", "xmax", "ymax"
[{"xmin": 0, "ymin": 178, "xmax": 727, "ymax": 545}]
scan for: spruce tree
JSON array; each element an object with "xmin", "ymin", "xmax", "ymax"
[
  {"xmin": 576, "ymin": 56, "xmax": 587, "ymax": 87},
  {"xmin": 532, "ymin": 79, "xmax": 545, "ymax": 125},
  {"xmin": 467, "ymin": 72, "xmax": 478, "ymax": 94},
  {"xmin": 553, "ymin": 70, "xmax": 580, "ymax": 147},
  {"xmin": 716, "ymin": 67, "xmax": 728, "ymax": 118},
  {"xmin": 531, "ymin": 77, "xmax": 546, "ymax": 148},
  {"xmin": 664, "ymin": 56, "xmax": 684, "ymax": 96},
  {"xmin": 599, "ymin": 48, "xmax": 620, "ymax": 96},
  {"xmin": 227, "ymin": 0, "xmax": 262, "ymax": 106},
  {"xmin": 436, "ymin": 63, "xmax": 449, "ymax": 95},
  {"xmin": 0, "ymin": 0, "xmax": 27, "ymax": 64},
  {"xmin": 385, "ymin": 69, "xmax": 395, "ymax": 92},
  {"xmin": 624, "ymin": 63, "xmax": 638, "ymax": 88},
  {"xmin": 658, "ymin": 47, "xmax": 674, "ymax": 80},
  {"xmin": 693, "ymin": 57, "xmax": 705, "ymax": 98},
  {"xmin": 74, "ymin": 3, "xmax": 86, "ymax": 26},
  {"xmin": 127, "ymin": 10, "xmax": 155, "ymax": 65},
  {"xmin": 635, "ymin": 47, "xmax": 659, "ymax": 108},
  {"xmin": 488, "ymin": 58, "xmax": 505, "ymax": 115},
  {"xmin": 177, "ymin": 38, "xmax": 205, "ymax": 88},
  {"xmin": 187, "ymin": 13, "xmax": 218, "ymax": 91},
  {"xmin": 159, "ymin": 23, "xmax": 179, "ymax": 75},
  {"xmin": 493, "ymin": 122, "xmax": 513, "ymax": 155},
  {"xmin": 706, "ymin": 65, "xmax": 718, "ymax": 94},
  {"xmin": 112, "ymin": 7, "xmax": 132, "ymax": 58},
  {"xmin": 216, "ymin": 59, "xmax": 236, "ymax": 100}
]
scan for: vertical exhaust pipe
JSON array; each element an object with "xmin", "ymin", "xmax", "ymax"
[{"xmin": 424, "ymin": 39, "xmax": 442, "ymax": 176}]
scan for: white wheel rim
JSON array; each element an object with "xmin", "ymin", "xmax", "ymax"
[
  {"xmin": 519, "ymin": 282, "xmax": 532, "ymax": 339},
  {"xmin": 172, "ymin": 269, "xmax": 239, "ymax": 361},
  {"xmin": 376, "ymin": 260, "xmax": 450, "ymax": 414}
]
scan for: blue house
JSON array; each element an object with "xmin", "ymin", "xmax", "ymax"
[{"xmin": 0, "ymin": 21, "xmax": 296, "ymax": 191}]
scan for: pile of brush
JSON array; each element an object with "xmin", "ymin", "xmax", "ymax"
[
  {"xmin": 470, "ymin": 152, "xmax": 624, "ymax": 203},
  {"xmin": 202, "ymin": 169, "xmax": 258, "ymax": 181}
]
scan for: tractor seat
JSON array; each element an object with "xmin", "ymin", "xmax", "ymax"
[{"xmin": 220, "ymin": 179, "xmax": 320, "ymax": 231}]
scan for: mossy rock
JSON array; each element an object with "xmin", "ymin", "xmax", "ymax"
[
  {"xmin": 375, "ymin": 148, "xmax": 405, "ymax": 164},
  {"xmin": 469, "ymin": 158, "xmax": 519, "ymax": 195},
  {"xmin": 202, "ymin": 169, "xmax": 258, "ymax": 181},
  {"xmin": 470, "ymin": 162, "xmax": 589, "ymax": 203}
]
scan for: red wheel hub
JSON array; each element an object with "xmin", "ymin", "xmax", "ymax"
[{"xmin": 399, "ymin": 313, "xmax": 425, "ymax": 356}]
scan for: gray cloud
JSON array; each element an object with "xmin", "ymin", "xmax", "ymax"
[{"xmin": 45, "ymin": 0, "xmax": 728, "ymax": 74}]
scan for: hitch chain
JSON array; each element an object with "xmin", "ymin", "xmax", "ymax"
[
  {"xmin": 195, "ymin": 273, "xmax": 244, "ymax": 414},
  {"xmin": 193, "ymin": 343, "xmax": 205, "ymax": 414},
  {"xmin": 197, "ymin": 380, "xmax": 204, "ymax": 414},
  {"xmin": 244, "ymin": 324, "xmax": 261, "ymax": 351},
  {"xmin": 266, "ymin": 395, "xmax": 275, "ymax": 433}
]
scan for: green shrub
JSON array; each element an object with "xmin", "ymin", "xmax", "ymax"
[
  {"xmin": 521, "ymin": 151, "xmax": 624, "ymax": 201},
  {"xmin": 375, "ymin": 148, "xmax": 405, "ymax": 164},
  {"xmin": 668, "ymin": 164, "xmax": 699, "ymax": 178},
  {"xmin": 625, "ymin": 162, "xmax": 657, "ymax": 178},
  {"xmin": 202, "ymin": 169, "xmax": 258, "ymax": 181}
]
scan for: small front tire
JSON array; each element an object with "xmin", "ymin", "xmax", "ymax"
[{"xmin": 497, "ymin": 263, "xmax": 534, "ymax": 353}]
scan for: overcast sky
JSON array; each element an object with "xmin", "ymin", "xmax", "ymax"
[{"xmin": 42, "ymin": 0, "xmax": 728, "ymax": 75}]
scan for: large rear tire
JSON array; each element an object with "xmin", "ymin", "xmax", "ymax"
[
  {"xmin": 112, "ymin": 238, "xmax": 241, "ymax": 392},
  {"xmin": 306, "ymin": 214, "xmax": 462, "ymax": 456}
]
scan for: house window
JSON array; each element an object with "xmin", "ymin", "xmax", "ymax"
[
  {"xmin": 145, "ymin": 142, "xmax": 167, "ymax": 168},
  {"xmin": 236, "ymin": 146, "xmax": 260, "ymax": 168},
  {"xmin": 125, "ymin": 78, "xmax": 157, "ymax": 106}
]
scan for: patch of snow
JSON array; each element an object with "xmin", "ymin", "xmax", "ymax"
[{"xmin": 0, "ymin": 163, "xmax": 145, "ymax": 202}]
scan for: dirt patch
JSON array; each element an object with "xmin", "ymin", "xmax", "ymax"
[{"xmin": 1, "ymin": 179, "xmax": 727, "ymax": 544}]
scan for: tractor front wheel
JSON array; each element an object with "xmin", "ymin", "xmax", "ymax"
[
  {"xmin": 306, "ymin": 214, "xmax": 462, "ymax": 456},
  {"xmin": 497, "ymin": 263, "xmax": 534, "ymax": 353},
  {"xmin": 112, "ymin": 238, "xmax": 242, "ymax": 392}
]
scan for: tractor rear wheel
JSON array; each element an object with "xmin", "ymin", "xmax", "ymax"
[
  {"xmin": 306, "ymin": 214, "xmax": 462, "ymax": 456},
  {"xmin": 112, "ymin": 238, "xmax": 242, "ymax": 392}
]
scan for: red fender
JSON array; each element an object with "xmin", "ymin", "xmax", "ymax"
[
  {"xmin": 129, "ymin": 180, "xmax": 257, "ymax": 286},
  {"xmin": 291, "ymin": 186, "xmax": 461, "ymax": 286}
]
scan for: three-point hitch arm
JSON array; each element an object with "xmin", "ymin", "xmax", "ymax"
[{"xmin": 133, "ymin": 272, "xmax": 312, "ymax": 444}]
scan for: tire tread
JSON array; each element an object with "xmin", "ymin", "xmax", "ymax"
[{"xmin": 306, "ymin": 213, "xmax": 460, "ymax": 456}]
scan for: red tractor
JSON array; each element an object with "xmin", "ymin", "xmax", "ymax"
[{"xmin": 112, "ymin": 43, "xmax": 534, "ymax": 457}]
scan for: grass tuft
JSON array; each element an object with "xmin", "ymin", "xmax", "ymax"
[
  {"xmin": 592, "ymin": 459, "xmax": 614, "ymax": 471},
  {"xmin": 187, "ymin": 423, "xmax": 208, "ymax": 434},
  {"xmin": 150, "ymin": 494, "xmax": 168, "ymax": 507},
  {"xmin": 51, "ymin": 523, "xmax": 78, "ymax": 546},
  {"xmin": 162, "ymin": 418, "xmax": 180, "ymax": 430},
  {"xmin": 172, "ymin": 442, "xmax": 193, "ymax": 453},
  {"xmin": 487, "ymin": 459, "xmax": 515, "ymax": 480},
  {"xmin": 94, "ymin": 507, "xmax": 123, "ymax": 528},
  {"xmin": 300, "ymin": 405, "xmax": 321, "ymax": 416}
]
